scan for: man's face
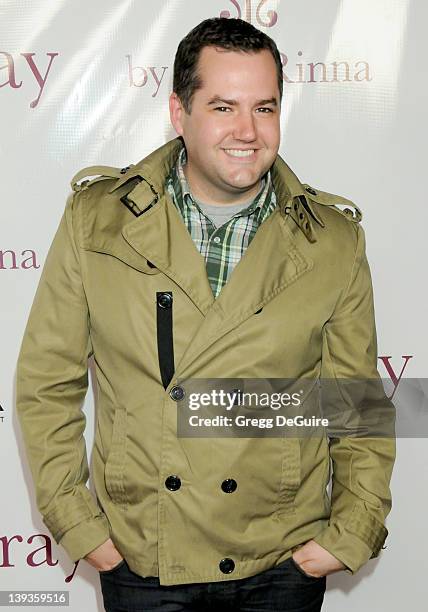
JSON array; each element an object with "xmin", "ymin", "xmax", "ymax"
[{"xmin": 169, "ymin": 46, "xmax": 281, "ymax": 204}]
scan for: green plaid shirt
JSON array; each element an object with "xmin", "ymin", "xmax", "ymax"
[{"xmin": 166, "ymin": 146, "xmax": 277, "ymax": 298}]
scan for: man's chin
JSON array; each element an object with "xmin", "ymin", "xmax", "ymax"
[{"xmin": 223, "ymin": 175, "xmax": 264, "ymax": 194}]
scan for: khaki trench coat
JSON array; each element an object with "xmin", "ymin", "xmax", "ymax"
[{"xmin": 16, "ymin": 137, "xmax": 395, "ymax": 585}]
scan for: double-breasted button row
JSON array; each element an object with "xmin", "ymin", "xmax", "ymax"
[
  {"xmin": 165, "ymin": 476, "xmax": 237, "ymax": 493},
  {"xmin": 164, "ymin": 476, "xmax": 238, "ymax": 573}
]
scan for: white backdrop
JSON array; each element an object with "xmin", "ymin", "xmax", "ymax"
[{"xmin": 1, "ymin": 1, "xmax": 427, "ymax": 610}]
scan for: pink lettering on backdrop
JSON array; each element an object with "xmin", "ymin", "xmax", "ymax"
[
  {"xmin": 26, "ymin": 534, "xmax": 58, "ymax": 568},
  {"xmin": 126, "ymin": 55, "xmax": 168, "ymax": 97},
  {"xmin": 0, "ymin": 52, "xmax": 58, "ymax": 108},
  {"xmin": 220, "ymin": 0, "xmax": 278, "ymax": 27},
  {"xmin": 379, "ymin": 355, "xmax": 413, "ymax": 399},
  {"xmin": 0, "ymin": 249, "xmax": 39, "ymax": 270}
]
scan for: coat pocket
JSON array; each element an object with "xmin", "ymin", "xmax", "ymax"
[
  {"xmin": 104, "ymin": 407, "xmax": 128, "ymax": 506},
  {"xmin": 274, "ymin": 437, "xmax": 301, "ymax": 517}
]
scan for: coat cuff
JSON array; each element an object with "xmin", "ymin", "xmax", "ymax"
[
  {"xmin": 59, "ymin": 515, "xmax": 111, "ymax": 562},
  {"xmin": 312, "ymin": 502, "xmax": 388, "ymax": 575},
  {"xmin": 42, "ymin": 487, "xmax": 111, "ymax": 562}
]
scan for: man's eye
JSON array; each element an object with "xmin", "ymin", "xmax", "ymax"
[{"xmin": 213, "ymin": 106, "xmax": 274, "ymax": 113}]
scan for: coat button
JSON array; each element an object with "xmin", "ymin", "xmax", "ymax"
[
  {"xmin": 170, "ymin": 385, "xmax": 185, "ymax": 401},
  {"xmin": 219, "ymin": 558, "xmax": 235, "ymax": 574},
  {"xmin": 221, "ymin": 479, "xmax": 237, "ymax": 493},
  {"xmin": 120, "ymin": 165, "xmax": 130, "ymax": 174},
  {"xmin": 165, "ymin": 475, "xmax": 181, "ymax": 491},
  {"xmin": 157, "ymin": 292, "xmax": 173, "ymax": 308},
  {"xmin": 306, "ymin": 186, "xmax": 317, "ymax": 195}
]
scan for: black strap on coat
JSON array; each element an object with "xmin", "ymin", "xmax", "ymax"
[{"xmin": 156, "ymin": 291, "xmax": 175, "ymax": 389}]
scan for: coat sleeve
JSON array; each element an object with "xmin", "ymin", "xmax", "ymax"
[
  {"xmin": 312, "ymin": 223, "xmax": 396, "ymax": 575},
  {"xmin": 16, "ymin": 191, "xmax": 111, "ymax": 562}
]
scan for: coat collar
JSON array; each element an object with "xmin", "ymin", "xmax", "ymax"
[
  {"xmin": 108, "ymin": 137, "xmax": 324, "ymax": 243},
  {"xmin": 91, "ymin": 137, "xmax": 319, "ymax": 378}
]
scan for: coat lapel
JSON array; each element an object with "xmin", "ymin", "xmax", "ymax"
[
  {"xmin": 97, "ymin": 137, "xmax": 324, "ymax": 377},
  {"xmin": 174, "ymin": 209, "xmax": 313, "ymax": 377},
  {"xmin": 121, "ymin": 191, "xmax": 215, "ymax": 316}
]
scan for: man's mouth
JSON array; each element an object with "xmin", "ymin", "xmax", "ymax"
[{"xmin": 223, "ymin": 148, "xmax": 257, "ymax": 159}]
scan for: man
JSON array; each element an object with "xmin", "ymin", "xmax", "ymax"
[{"xmin": 16, "ymin": 17, "xmax": 395, "ymax": 612}]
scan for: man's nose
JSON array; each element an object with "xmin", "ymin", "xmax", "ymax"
[{"xmin": 232, "ymin": 112, "xmax": 257, "ymax": 141}]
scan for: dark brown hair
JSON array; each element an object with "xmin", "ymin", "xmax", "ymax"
[{"xmin": 173, "ymin": 17, "xmax": 283, "ymax": 114}]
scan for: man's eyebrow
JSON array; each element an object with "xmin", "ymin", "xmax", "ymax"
[{"xmin": 207, "ymin": 96, "xmax": 278, "ymax": 106}]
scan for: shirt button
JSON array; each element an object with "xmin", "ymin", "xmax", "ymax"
[
  {"xmin": 213, "ymin": 236, "xmax": 221, "ymax": 244},
  {"xmin": 219, "ymin": 558, "xmax": 235, "ymax": 574},
  {"xmin": 165, "ymin": 475, "xmax": 181, "ymax": 491},
  {"xmin": 170, "ymin": 386, "xmax": 185, "ymax": 401}
]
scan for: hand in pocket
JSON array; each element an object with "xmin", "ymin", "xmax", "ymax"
[{"xmin": 84, "ymin": 538, "xmax": 124, "ymax": 572}]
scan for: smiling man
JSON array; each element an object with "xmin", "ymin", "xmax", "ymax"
[
  {"xmin": 16, "ymin": 16, "xmax": 395, "ymax": 612},
  {"xmin": 170, "ymin": 46, "xmax": 280, "ymax": 205}
]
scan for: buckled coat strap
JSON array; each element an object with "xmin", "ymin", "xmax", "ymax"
[
  {"xmin": 119, "ymin": 177, "xmax": 159, "ymax": 217},
  {"xmin": 283, "ymin": 192, "xmax": 323, "ymax": 244}
]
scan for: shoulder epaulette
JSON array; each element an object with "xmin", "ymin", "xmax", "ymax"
[
  {"xmin": 302, "ymin": 183, "xmax": 362, "ymax": 223},
  {"xmin": 70, "ymin": 164, "xmax": 134, "ymax": 192}
]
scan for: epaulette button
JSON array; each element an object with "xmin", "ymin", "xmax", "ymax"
[
  {"xmin": 120, "ymin": 166, "xmax": 131, "ymax": 174},
  {"xmin": 75, "ymin": 179, "xmax": 90, "ymax": 192},
  {"xmin": 306, "ymin": 186, "xmax": 317, "ymax": 195}
]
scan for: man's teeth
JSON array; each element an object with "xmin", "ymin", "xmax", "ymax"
[{"xmin": 224, "ymin": 149, "xmax": 255, "ymax": 157}]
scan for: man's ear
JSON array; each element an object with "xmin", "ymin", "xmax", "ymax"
[{"xmin": 169, "ymin": 92, "xmax": 185, "ymax": 137}]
